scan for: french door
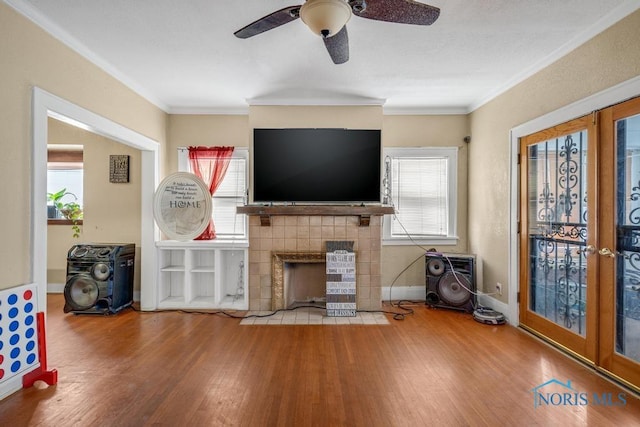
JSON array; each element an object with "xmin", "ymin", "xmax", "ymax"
[
  {"xmin": 519, "ymin": 96, "xmax": 640, "ymax": 390},
  {"xmin": 519, "ymin": 115, "xmax": 598, "ymax": 363},
  {"xmin": 598, "ymin": 97, "xmax": 640, "ymax": 388}
]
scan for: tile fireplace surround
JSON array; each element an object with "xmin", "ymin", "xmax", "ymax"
[{"xmin": 242, "ymin": 206, "xmax": 392, "ymax": 312}]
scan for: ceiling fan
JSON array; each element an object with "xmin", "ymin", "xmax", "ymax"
[{"xmin": 234, "ymin": 0, "xmax": 440, "ymax": 64}]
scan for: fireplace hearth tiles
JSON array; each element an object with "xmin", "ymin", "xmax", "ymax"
[
  {"xmin": 247, "ymin": 215, "xmax": 382, "ymax": 312},
  {"xmin": 239, "ymin": 307, "xmax": 389, "ymax": 325}
]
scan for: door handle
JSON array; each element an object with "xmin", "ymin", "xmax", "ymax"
[
  {"xmin": 579, "ymin": 245, "xmax": 596, "ymax": 255},
  {"xmin": 598, "ymin": 247, "xmax": 616, "ymax": 258}
]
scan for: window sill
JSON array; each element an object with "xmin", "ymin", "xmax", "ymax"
[
  {"xmin": 47, "ymin": 219, "xmax": 83, "ymax": 226},
  {"xmin": 382, "ymin": 236, "xmax": 459, "ymax": 246},
  {"xmin": 156, "ymin": 239, "xmax": 248, "ymax": 248}
]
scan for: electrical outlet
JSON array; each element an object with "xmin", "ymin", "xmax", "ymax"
[{"xmin": 496, "ymin": 283, "xmax": 503, "ymax": 295}]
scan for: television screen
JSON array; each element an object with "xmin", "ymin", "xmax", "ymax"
[{"xmin": 253, "ymin": 128, "xmax": 381, "ymax": 203}]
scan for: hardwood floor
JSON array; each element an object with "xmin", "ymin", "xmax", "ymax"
[{"xmin": 1, "ymin": 294, "xmax": 639, "ymax": 426}]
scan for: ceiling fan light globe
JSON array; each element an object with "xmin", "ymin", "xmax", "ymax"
[{"xmin": 300, "ymin": 0, "xmax": 352, "ymax": 37}]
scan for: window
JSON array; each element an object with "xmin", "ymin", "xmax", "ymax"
[
  {"xmin": 383, "ymin": 147, "xmax": 458, "ymax": 245},
  {"xmin": 47, "ymin": 145, "xmax": 83, "ymax": 221},
  {"xmin": 178, "ymin": 148, "xmax": 248, "ymax": 240}
]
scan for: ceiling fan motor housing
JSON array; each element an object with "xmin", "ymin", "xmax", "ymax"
[
  {"xmin": 348, "ymin": 0, "xmax": 367, "ymax": 13},
  {"xmin": 300, "ymin": 0, "xmax": 352, "ymax": 37},
  {"xmin": 233, "ymin": 0, "xmax": 440, "ymax": 64}
]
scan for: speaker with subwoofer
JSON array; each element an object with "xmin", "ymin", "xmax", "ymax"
[
  {"xmin": 425, "ymin": 252, "xmax": 476, "ymax": 313},
  {"xmin": 64, "ymin": 243, "xmax": 135, "ymax": 314}
]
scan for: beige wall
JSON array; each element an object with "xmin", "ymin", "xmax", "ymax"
[
  {"xmin": 166, "ymin": 114, "xmax": 250, "ymax": 173},
  {"xmin": 47, "ymin": 118, "xmax": 142, "ymax": 290},
  {"xmin": 6, "ymin": 0, "xmax": 637, "ymax": 307},
  {"xmin": 2, "ymin": 0, "xmax": 470, "ymax": 298},
  {"xmin": 249, "ymin": 105, "xmax": 384, "ymax": 128},
  {"xmin": 0, "ymin": 3, "xmax": 166, "ymax": 290},
  {"xmin": 468, "ymin": 10, "xmax": 640, "ymax": 303},
  {"xmin": 381, "ymin": 115, "xmax": 470, "ymax": 287},
  {"xmin": 168, "ymin": 107, "xmax": 471, "ymax": 290}
]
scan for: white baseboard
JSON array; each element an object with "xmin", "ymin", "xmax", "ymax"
[
  {"xmin": 381, "ymin": 285, "xmax": 425, "ymax": 302},
  {"xmin": 382, "ymin": 286, "xmax": 515, "ymax": 326},
  {"xmin": 46, "ymin": 285, "xmax": 140, "ymax": 302},
  {"xmin": 477, "ymin": 294, "xmax": 513, "ymax": 325},
  {"xmin": 0, "ymin": 371, "xmax": 24, "ymax": 401},
  {"xmin": 47, "ymin": 283, "xmax": 64, "ymax": 293}
]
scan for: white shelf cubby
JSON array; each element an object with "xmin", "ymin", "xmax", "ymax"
[{"xmin": 156, "ymin": 241, "xmax": 248, "ymax": 310}]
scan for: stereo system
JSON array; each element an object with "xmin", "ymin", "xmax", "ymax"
[
  {"xmin": 64, "ymin": 244, "xmax": 135, "ymax": 314},
  {"xmin": 425, "ymin": 252, "xmax": 476, "ymax": 313}
]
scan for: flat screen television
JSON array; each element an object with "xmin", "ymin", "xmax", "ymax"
[{"xmin": 253, "ymin": 128, "xmax": 381, "ymax": 203}]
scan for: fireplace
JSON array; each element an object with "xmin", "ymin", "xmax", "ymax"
[
  {"xmin": 244, "ymin": 210, "xmax": 388, "ymax": 312},
  {"xmin": 272, "ymin": 252, "xmax": 326, "ymax": 310}
]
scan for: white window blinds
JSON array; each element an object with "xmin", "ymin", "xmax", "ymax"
[
  {"xmin": 384, "ymin": 147, "xmax": 458, "ymax": 245},
  {"xmin": 391, "ymin": 157, "xmax": 448, "ymax": 236},
  {"xmin": 212, "ymin": 156, "xmax": 246, "ymax": 238}
]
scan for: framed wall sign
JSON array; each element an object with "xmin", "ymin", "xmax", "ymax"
[
  {"xmin": 153, "ymin": 172, "xmax": 212, "ymax": 241},
  {"xmin": 326, "ymin": 241, "xmax": 356, "ymax": 317},
  {"xmin": 109, "ymin": 154, "xmax": 130, "ymax": 183}
]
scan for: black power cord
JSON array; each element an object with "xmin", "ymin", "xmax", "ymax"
[{"xmin": 128, "ymin": 303, "xmax": 411, "ymax": 321}]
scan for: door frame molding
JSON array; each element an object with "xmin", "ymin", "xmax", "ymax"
[
  {"xmin": 509, "ymin": 75, "xmax": 640, "ymax": 325},
  {"xmin": 32, "ymin": 87, "xmax": 161, "ymax": 315}
]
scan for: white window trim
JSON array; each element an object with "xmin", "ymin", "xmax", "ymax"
[
  {"xmin": 177, "ymin": 147, "xmax": 249, "ymax": 242},
  {"xmin": 382, "ymin": 147, "xmax": 459, "ymax": 246}
]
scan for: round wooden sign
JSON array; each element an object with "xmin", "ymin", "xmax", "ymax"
[{"xmin": 153, "ymin": 172, "xmax": 212, "ymax": 241}]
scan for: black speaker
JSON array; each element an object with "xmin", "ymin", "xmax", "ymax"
[
  {"xmin": 64, "ymin": 244, "xmax": 135, "ymax": 314},
  {"xmin": 425, "ymin": 252, "xmax": 476, "ymax": 313}
]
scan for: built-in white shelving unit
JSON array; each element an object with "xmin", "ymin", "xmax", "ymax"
[{"xmin": 156, "ymin": 240, "xmax": 248, "ymax": 310}]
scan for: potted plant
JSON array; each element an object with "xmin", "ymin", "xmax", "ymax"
[
  {"xmin": 47, "ymin": 188, "xmax": 83, "ymax": 238},
  {"xmin": 47, "ymin": 188, "xmax": 68, "ymax": 217}
]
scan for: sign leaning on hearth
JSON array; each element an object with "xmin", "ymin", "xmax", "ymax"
[{"xmin": 326, "ymin": 241, "xmax": 356, "ymax": 317}]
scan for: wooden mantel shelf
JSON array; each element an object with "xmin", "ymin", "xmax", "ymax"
[{"xmin": 237, "ymin": 205, "xmax": 395, "ymax": 226}]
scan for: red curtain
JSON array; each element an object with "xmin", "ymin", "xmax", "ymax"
[{"xmin": 188, "ymin": 146, "xmax": 234, "ymax": 240}]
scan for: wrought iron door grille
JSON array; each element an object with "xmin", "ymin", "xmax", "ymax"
[{"xmin": 528, "ymin": 132, "xmax": 588, "ymax": 335}]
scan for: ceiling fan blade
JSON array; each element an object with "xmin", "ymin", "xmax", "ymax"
[
  {"xmin": 323, "ymin": 25, "xmax": 349, "ymax": 64},
  {"xmin": 350, "ymin": 0, "xmax": 440, "ymax": 26},
  {"xmin": 234, "ymin": 6, "xmax": 301, "ymax": 39}
]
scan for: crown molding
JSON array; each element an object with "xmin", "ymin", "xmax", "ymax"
[
  {"xmin": 469, "ymin": 0, "xmax": 640, "ymax": 113},
  {"xmin": 8, "ymin": 0, "xmax": 639, "ymax": 116},
  {"xmin": 246, "ymin": 96, "xmax": 386, "ymax": 107},
  {"xmin": 383, "ymin": 106, "xmax": 470, "ymax": 115},
  {"xmin": 4, "ymin": 0, "xmax": 169, "ymax": 112},
  {"xmin": 167, "ymin": 106, "xmax": 250, "ymax": 115}
]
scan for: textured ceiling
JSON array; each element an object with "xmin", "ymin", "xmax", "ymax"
[{"xmin": 6, "ymin": 0, "xmax": 640, "ymax": 113}]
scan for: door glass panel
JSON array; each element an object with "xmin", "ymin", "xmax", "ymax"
[
  {"xmin": 616, "ymin": 113, "xmax": 640, "ymax": 362},
  {"xmin": 527, "ymin": 131, "xmax": 588, "ymax": 335}
]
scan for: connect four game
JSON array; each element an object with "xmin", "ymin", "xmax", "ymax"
[{"xmin": 0, "ymin": 284, "xmax": 39, "ymax": 385}]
